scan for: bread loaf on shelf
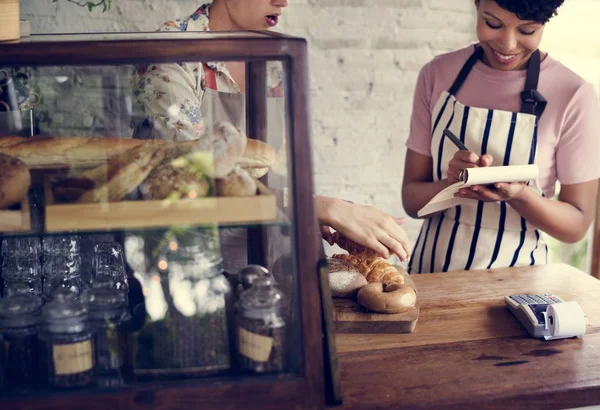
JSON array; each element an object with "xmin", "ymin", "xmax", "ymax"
[
  {"xmin": 0, "ymin": 136, "xmax": 26, "ymax": 148},
  {"xmin": 0, "ymin": 153, "xmax": 31, "ymax": 209},
  {"xmin": 76, "ymin": 143, "xmax": 168, "ymax": 203},
  {"xmin": 0, "ymin": 136, "xmax": 164, "ymax": 168},
  {"xmin": 210, "ymin": 122, "xmax": 247, "ymax": 178},
  {"xmin": 141, "ymin": 140, "xmax": 213, "ymax": 200},
  {"xmin": 237, "ymin": 139, "xmax": 276, "ymax": 178},
  {"xmin": 216, "ymin": 166, "xmax": 257, "ymax": 197}
]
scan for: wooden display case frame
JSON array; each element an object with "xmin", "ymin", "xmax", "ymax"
[{"xmin": 0, "ymin": 31, "xmax": 338, "ymax": 410}]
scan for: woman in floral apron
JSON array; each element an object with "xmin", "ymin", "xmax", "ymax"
[
  {"xmin": 132, "ymin": 0, "xmax": 411, "ymax": 271},
  {"xmin": 403, "ymin": 0, "xmax": 600, "ymax": 274}
]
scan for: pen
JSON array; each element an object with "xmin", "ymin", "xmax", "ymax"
[{"xmin": 443, "ymin": 129, "xmax": 468, "ymax": 151}]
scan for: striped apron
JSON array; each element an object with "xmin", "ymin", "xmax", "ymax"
[{"xmin": 409, "ymin": 46, "xmax": 549, "ymax": 274}]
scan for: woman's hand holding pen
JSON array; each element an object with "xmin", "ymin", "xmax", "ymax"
[{"xmin": 447, "ymin": 150, "xmax": 494, "ymax": 185}]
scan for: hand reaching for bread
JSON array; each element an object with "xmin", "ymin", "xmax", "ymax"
[{"xmin": 317, "ymin": 196, "xmax": 411, "ymax": 261}]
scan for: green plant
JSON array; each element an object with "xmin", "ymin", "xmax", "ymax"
[{"xmin": 53, "ymin": 0, "xmax": 113, "ymax": 12}]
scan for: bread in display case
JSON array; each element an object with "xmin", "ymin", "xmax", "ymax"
[{"xmin": 0, "ymin": 31, "xmax": 339, "ymax": 410}]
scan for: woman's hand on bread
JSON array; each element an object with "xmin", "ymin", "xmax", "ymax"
[{"xmin": 316, "ymin": 196, "xmax": 411, "ymax": 261}]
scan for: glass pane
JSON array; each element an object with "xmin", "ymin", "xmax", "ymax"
[{"xmin": 0, "ymin": 56, "xmax": 303, "ymax": 396}]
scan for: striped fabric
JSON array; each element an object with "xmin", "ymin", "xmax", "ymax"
[{"xmin": 409, "ymin": 89, "xmax": 547, "ymax": 274}]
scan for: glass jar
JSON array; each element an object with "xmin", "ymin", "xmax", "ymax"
[
  {"xmin": 142, "ymin": 228, "xmax": 233, "ymax": 377},
  {"xmin": 84, "ymin": 279, "xmax": 132, "ymax": 387},
  {"xmin": 237, "ymin": 277, "xmax": 285, "ymax": 374},
  {"xmin": 38, "ymin": 288, "xmax": 95, "ymax": 388},
  {"xmin": 237, "ymin": 265, "xmax": 271, "ymax": 295},
  {"xmin": 0, "ymin": 289, "xmax": 43, "ymax": 390}
]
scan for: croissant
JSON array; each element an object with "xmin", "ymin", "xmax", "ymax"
[{"xmin": 331, "ymin": 253, "xmax": 405, "ymax": 285}]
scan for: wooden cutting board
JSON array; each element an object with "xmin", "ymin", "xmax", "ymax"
[{"xmin": 333, "ymin": 272, "xmax": 419, "ymax": 334}]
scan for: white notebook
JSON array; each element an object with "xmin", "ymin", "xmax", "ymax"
[{"xmin": 417, "ymin": 164, "xmax": 539, "ymax": 217}]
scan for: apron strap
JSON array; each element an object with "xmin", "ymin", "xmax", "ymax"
[
  {"xmin": 520, "ymin": 50, "xmax": 547, "ymax": 118},
  {"xmin": 448, "ymin": 46, "xmax": 547, "ymax": 118},
  {"xmin": 202, "ymin": 63, "xmax": 218, "ymax": 91},
  {"xmin": 448, "ymin": 46, "xmax": 484, "ymax": 96}
]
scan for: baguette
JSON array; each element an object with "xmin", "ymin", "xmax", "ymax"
[
  {"xmin": 0, "ymin": 136, "xmax": 166, "ymax": 168},
  {"xmin": 77, "ymin": 143, "xmax": 168, "ymax": 203},
  {"xmin": 0, "ymin": 154, "xmax": 30, "ymax": 209},
  {"xmin": 0, "ymin": 136, "xmax": 26, "ymax": 148}
]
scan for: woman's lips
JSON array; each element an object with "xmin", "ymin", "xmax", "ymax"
[
  {"xmin": 490, "ymin": 48, "xmax": 521, "ymax": 65},
  {"xmin": 265, "ymin": 15, "xmax": 279, "ymax": 27}
]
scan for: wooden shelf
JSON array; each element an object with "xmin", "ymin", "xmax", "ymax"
[
  {"xmin": 0, "ymin": 195, "xmax": 31, "ymax": 232},
  {"xmin": 43, "ymin": 177, "xmax": 277, "ymax": 232}
]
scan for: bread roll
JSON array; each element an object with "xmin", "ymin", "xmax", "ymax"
[
  {"xmin": 327, "ymin": 258, "xmax": 367, "ymax": 298},
  {"xmin": 0, "ymin": 136, "xmax": 165, "ymax": 168},
  {"xmin": 0, "ymin": 154, "xmax": 31, "ymax": 209},
  {"xmin": 216, "ymin": 166, "xmax": 257, "ymax": 197},
  {"xmin": 210, "ymin": 122, "xmax": 247, "ymax": 178},
  {"xmin": 141, "ymin": 141, "xmax": 212, "ymax": 200},
  {"xmin": 77, "ymin": 143, "xmax": 167, "ymax": 203},
  {"xmin": 237, "ymin": 139, "xmax": 276, "ymax": 178},
  {"xmin": 357, "ymin": 282, "xmax": 417, "ymax": 314}
]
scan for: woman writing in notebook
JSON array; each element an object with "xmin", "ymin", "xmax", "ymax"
[
  {"xmin": 402, "ymin": 0, "xmax": 600, "ymax": 274},
  {"xmin": 132, "ymin": 0, "xmax": 411, "ymax": 263}
]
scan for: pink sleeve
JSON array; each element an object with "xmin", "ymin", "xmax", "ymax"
[
  {"xmin": 556, "ymin": 83, "xmax": 600, "ymax": 185},
  {"xmin": 406, "ymin": 61, "xmax": 434, "ymax": 157}
]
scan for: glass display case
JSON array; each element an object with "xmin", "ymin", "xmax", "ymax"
[{"xmin": 0, "ymin": 31, "xmax": 337, "ymax": 409}]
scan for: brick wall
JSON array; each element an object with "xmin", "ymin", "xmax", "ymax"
[
  {"xmin": 19, "ymin": 0, "xmax": 477, "ymax": 249},
  {"xmin": 18, "ymin": 0, "xmax": 599, "ymax": 265}
]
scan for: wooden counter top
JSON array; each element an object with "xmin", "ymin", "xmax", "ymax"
[{"xmin": 333, "ymin": 264, "xmax": 600, "ymax": 410}]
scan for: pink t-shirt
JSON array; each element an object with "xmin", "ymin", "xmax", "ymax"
[{"xmin": 407, "ymin": 44, "xmax": 600, "ymax": 197}]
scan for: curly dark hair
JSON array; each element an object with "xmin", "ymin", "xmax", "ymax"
[{"xmin": 492, "ymin": 0, "xmax": 565, "ymax": 24}]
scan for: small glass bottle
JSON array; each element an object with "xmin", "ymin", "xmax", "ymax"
[
  {"xmin": 38, "ymin": 288, "xmax": 95, "ymax": 389},
  {"xmin": 84, "ymin": 277, "xmax": 132, "ymax": 387},
  {"xmin": 0, "ymin": 286, "xmax": 43, "ymax": 391},
  {"xmin": 237, "ymin": 277, "xmax": 286, "ymax": 374}
]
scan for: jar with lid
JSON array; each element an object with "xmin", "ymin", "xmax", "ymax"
[
  {"xmin": 237, "ymin": 265, "xmax": 271, "ymax": 295},
  {"xmin": 84, "ymin": 277, "xmax": 132, "ymax": 387},
  {"xmin": 237, "ymin": 277, "xmax": 285, "ymax": 373},
  {"xmin": 143, "ymin": 228, "xmax": 234, "ymax": 377},
  {"xmin": 0, "ymin": 284, "xmax": 42, "ymax": 391},
  {"xmin": 38, "ymin": 288, "xmax": 95, "ymax": 388}
]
